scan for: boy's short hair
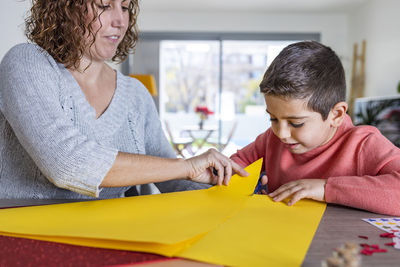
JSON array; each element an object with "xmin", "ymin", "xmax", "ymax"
[{"xmin": 260, "ymin": 41, "xmax": 346, "ymax": 120}]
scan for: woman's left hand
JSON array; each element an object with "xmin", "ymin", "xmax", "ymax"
[
  {"xmin": 185, "ymin": 148, "xmax": 248, "ymax": 186},
  {"xmin": 268, "ymin": 179, "xmax": 327, "ymax": 206}
]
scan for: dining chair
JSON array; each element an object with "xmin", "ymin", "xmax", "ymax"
[
  {"xmin": 207, "ymin": 120, "xmax": 238, "ymax": 152},
  {"xmin": 164, "ymin": 120, "xmax": 194, "ymax": 158}
]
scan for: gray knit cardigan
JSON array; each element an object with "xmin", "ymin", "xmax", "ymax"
[{"xmin": 0, "ymin": 43, "xmax": 206, "ymax": 199}]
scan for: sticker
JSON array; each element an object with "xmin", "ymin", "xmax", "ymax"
[{"xmin": 363, "ymin": 218, "xmax": 400, "ymax": 236}]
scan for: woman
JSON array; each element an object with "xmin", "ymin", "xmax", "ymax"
[{"xmin": 0, "ymin": 0, "xmax": 247, "ymax": 199}]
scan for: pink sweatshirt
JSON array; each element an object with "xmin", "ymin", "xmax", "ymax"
[{"xmin": 231, "ymin": 115, "xmax": 400, "ymax": 216}]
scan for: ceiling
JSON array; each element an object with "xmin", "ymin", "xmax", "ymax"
[{"xmin": 140, "ymin": 0, "xmax": 368, "ymax": 13}]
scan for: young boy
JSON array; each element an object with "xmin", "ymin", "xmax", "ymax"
[{"xmin": 230, "ymin": 41, "xmax": 400, "ymax": 216}]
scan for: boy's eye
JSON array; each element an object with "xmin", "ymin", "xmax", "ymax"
[
  {"xmin": 290, "ymin": 122, "xmax": 304, "ymax": 128},
  {"xmin": 122, "ymin": 5, "xmax": 130, "ymax": 11},
  {"xmin": 269, "ymin": 117, "xmax": 303, "ymax": 128}
]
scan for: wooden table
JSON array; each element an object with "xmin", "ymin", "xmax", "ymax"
[
  {"xmin": 304, "ymin": 204, "xmax": 400, "ymax": 266},
  {"xmin": 0, "ymin": 200, "xmax": 399, "ymax": 266}
]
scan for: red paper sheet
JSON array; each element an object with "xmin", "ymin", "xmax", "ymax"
[{"xmin": 0, "ymin": 235, "xmax": 166, "ymax": 266}]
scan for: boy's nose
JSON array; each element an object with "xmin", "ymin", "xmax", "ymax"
[{"xmin": 275, "ymin": 125, "xmax": 291, "ymax": 140}]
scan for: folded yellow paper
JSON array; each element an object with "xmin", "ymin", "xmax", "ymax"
[
  {"xmin": 0, "ymin": 188, "xmax": 244, "ymax": 245},
  {"xmin": 0, "ymin": 158, "xmax": 326, "ymax": 266},
  {"xmin": 178, "ymin": 195, "xmax": 326, "ymax": 266}
]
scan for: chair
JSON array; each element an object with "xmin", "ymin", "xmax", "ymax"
[
  {"xmin": 207, "ymin": 120, "xmax": 238, "ymax": 152},
  {"xmin": 129, "ymin": 74, "xmax": 158, "ymax": 96},
  {"xmin": 164, "ymin": 120, "xmax": 194, "ymax": 158}
]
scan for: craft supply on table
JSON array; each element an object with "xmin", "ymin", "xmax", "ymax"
[
  {"xmin": 362, "ymin": 218, "xmax": 400, "ymax": 235},
  {"xmin": 322, "ymin": 242, "xmax": 361, "ymax": 267}
]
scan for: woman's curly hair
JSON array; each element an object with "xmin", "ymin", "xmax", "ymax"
[{"xmin": 25, "ymin": 0, "xmax": 139, "ymax": 69}]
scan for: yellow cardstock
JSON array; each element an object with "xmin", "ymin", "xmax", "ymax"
[{"xmin": 0, "ymin": 158, "xmax": 326, "ymax": 266}]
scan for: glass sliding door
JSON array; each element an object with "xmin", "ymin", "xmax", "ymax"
[
  {"xmin": 160, "ymin": 41, "xmax": 219, "ymax": 121},
  {"xmin": 159, "ymin": 41, "xmax": 220, "ymax": 156}
]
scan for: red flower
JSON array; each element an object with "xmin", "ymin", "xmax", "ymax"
[{"xmin": 195, "ymin": 106, "xmax": 214, "ymax": 116}]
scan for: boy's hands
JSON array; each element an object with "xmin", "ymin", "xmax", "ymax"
[{"xmin": 267, "ymin": 179, "xmax": 327, "ymax": 206}]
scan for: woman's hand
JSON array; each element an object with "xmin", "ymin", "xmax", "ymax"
[
  {"xmin": 185, "ymin": 149, "xmax": 248, "ymax": 185},
  {"xmin": 268, "ymin": 179, "xmax": 327, "ymax": 206}
]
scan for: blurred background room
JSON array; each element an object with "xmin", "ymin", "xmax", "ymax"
[{"xmin": 2, "ymin": 0, "xmax": 400, "ymax": 157}]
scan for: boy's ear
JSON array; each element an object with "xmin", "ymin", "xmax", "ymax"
[{"xmin": 330, "ymin": 101, "xmax": 348, "ymax": 127}]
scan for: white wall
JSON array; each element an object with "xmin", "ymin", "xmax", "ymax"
[
  {"xmin": 0, "ymin": 0, "xmax": 30, "ymax": 60},
  {"xmin": 348, "ymin": 0, "xmax": 400, "ymax": 97}
]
